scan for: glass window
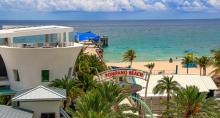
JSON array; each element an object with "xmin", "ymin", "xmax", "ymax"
[
  {"xmin": 41, "ymin": 70, "xmax": 49, "ymax": 82},
  {"xmin": 13, "ymin": 69, "xmax": 20, "ymax": 81},
  {"xmin": 68, "ymin": 67, "xmax": 73, "ymax": 78},
  {"xmin": 41, "ymin": 113, "xmax": 55, "ymax": 118}
]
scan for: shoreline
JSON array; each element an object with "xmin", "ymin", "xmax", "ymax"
[
  {"xmin": 104, "ymin": 59, "xmax": 183, "ymax": 63},
  {"xmin": 106, "ymin": 60, "xmax": 214, "ymax": 75},
  {"xmin": 84, "ymin": 44, "xmax": 214, "ymax": 75}
]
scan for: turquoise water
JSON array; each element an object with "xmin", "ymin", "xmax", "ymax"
[{"xmin": 1, "ymin": 20, "xmax": 220, "ymax": 62}]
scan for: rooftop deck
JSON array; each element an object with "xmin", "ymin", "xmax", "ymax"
[
  {"xmin": 0, "ymin": 25, "xmax": 78, "ymax": 48},
  {"xmin": 0, "ymin": 25, "xmax": 73, "ymax": 38},
  {"xmin": 0, "ymin": 42, "xmax": 82, "ymax": 49}
]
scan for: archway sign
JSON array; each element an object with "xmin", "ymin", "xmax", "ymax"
[
  {"xmin": 97, "ymin": 68, "xmax": 153, "ymax": 118},
  {"xmin": 98, "ymin": 68, "xmax": 148, "ymax": 81}
]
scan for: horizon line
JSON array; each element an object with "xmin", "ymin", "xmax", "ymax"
[{"xmin": 1, "ymin": 18, "xmax": 220, "ymax": 21}]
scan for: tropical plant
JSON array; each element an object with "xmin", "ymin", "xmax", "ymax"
[
  {"xmin": 195, "ymin": 56, "xmax": 211, "ymax": 76},
  {"xmin": 72, "ymin": 91, "xmax": 113, "ymax": 118},
  {"xmin": 75, "ymin": 52, "xmax": 107, "ymax": 76},
  {"xmin": 153, "ymin": 76, "xmax": 180, "ymax": 117},
  {"xmin": 122, "ymin": 49, "xmax": 136, "ymax": 68},
  {"xmin": 182, "ymin": 55, "xmax": 194, "ymax": 74},
  {"xmin": 144, "ymin": 63, "xmax": 155, "ymax": 102},
  {"xmin": 210, "ymin": 48, "xmax": 220, "ymax": 76},
  {"xmin": 71, "ymin": 82, "xmax": 139, "ymax": 118},
  {"xmin": 170, "ymin": 86, "xmax": 219, "ymax": 118},
  {"xmin": 0, "ymin": 96, "xmax": 6, "ymax": 105},
  {"xmin": 0, "ymin": 95, "xmax": 11, "ymax": 105},
  {"xmin": 49, "ymin": 76, "xmax": 76, "ymax": 93},
  {"xmin": 77, "ymin": 72, "xmax": 97, "ymax": 92},
  {"xmin": 74, "ymin": 52, "xmax": 107, "ymax": 91},
  {"xmin": 96, "ymin": 82, "xmax": 139, "ymax": 118},
  {"xmin": 95, "ymin": 82, "xmax": 128, "ymax": 106},
  {"xmin": 49, "ymin": 76, "xmax": 84, "ymax": 108}
]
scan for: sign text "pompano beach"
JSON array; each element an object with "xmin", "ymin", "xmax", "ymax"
[{"xmin": 102, "ymin": 69, "xmax": 145, "ymax": 79}]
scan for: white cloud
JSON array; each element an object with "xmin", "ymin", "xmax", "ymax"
[
  {"xmin": 153, "ymin": 2, "xmax": 167, "ymax": 10},
  {"xmin": 0, "ymin": 0, "xmax": 220, "ymax": 12},
  {"xmin": 179, "ymin": 0, "xmax": 207, "ymax": 11},
  {"xmin": 207, "ymin": 0, "xmax": 220, "ymax": 8},
  {"xmin": 0, "ymin": 0, "xmax": 167, "ymax": 12}
]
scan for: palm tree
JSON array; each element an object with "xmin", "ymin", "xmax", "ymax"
[
  {"xmin": 153, "ymin": 76, "xmax": 180, "ymax": 116},
  {"xmin": 195, "ymin": 57, "xmax": 203, "ymax": 76},
  {"xmin": 72, "ymin": 82, "xmax": 139, "ymax": 118},
  {"xmin": 73, "ymin": 91, "xmax": 113, "ymax": 118},
  {"xmin": 195, "ymin": 56, "xmax": 211, "ymax": 76},
  {"xmin": 0, "ymin": 95, "xmax": 11, "ymax": 105},
  {"xmin": 170, "ymin": 86, "xmax": 219, "ymax": 118},
  {"xmin": 144, "ymin": 63, "xmax": 155, "ymax": 102},
  {"xmin": 75, "ymin": 52, "xmax": 107, "ymax": 76},
  {"xmin": 211, "ymin": 48, "xmax": 220, "ymax": 76},
  {"xmin": 122, "ymin": 49, "xmax": 136, "ymax": 68},
  {"xmin": 96, "ymin": 82, "xmax": 139, "ymax": 118},
  {"xmin": 182, "ymin": 55, "xmax": 193, "ymax": 74},
  {"xmin": 95, "ymin": 82, "xmax": 128, "ymax": 106},
  {"xmin": 49, "ymin": 76, "xmax": 84, "ymax": 108},
  {"xmin": 77, "ymin": 72, "xmax": 97, "ymax": 92}
]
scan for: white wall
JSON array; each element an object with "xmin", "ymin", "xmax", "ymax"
[
  {"xmin": 20, "ymin": 101, "xmax": 62, "ymax": 118},
  {"xmin": 0, "ymin": 45, "xmax": 82, "ymax": 91}
]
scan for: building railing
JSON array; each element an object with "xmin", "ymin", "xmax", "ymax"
[
  {"xmin": 60, "ymin": 107, "xmax": 71, "ymax": 118},
  {"xmin": 1, "ymin": 42, "xmax": 76, "ymax": 48}
]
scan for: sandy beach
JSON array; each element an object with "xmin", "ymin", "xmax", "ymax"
[
  {"xmin": 106, "ymin": 61, "xmax": 214, "ymax": 75},
  {"xmin": 83, "ymin": 44, "xmax": 214, "ymax": 75}
]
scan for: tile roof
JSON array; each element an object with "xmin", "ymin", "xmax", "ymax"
[
  {"xmin": 0, "ymin": 105, "xmax": 33, "ymax": 118},
  {"xmin": 12, "ymin": 85, "xmax": 66, "ymax": 101},
  {"xmin": 136, "ymin": 75, "xmax": 218, "ymax": 97}
]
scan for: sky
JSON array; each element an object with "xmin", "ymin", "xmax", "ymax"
[{"xmin": 0, "ymin": 0, "xmax": 220, "ymax": 20}]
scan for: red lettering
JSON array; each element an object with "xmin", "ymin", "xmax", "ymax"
[{"xmin": 103, "ymin": 69, "xmax": 145, "ymax": 79}]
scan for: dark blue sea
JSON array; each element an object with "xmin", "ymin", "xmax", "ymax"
[{"xmin": 0, "ymin": 20, "xmax": 220, "ymax": 62}]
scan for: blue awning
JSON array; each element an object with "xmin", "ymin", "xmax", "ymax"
[{"xmin": 75, "ymin": 32, "xmax": 100, "ymax": 42}]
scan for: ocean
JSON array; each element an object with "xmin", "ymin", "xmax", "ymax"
[{"xmin": 0, "ymin": 20, "xmax": 220, "ymax": 62}]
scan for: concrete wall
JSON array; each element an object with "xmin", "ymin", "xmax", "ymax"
[
  {"xmin": 0, "ymin": 45, "xmax": 82, "ymax": 91},
  {"xmin": 20, "ymin": 101, "xmax": 62, "ymax": 118}
]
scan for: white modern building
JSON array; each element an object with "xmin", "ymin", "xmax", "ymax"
[
  {"xmin": 0, "ymin": 25, "xmax": 83, "ymax": 118},
  {"xmin": 0, "ymin": 25, "xmax": 83, "ymax": 91}
]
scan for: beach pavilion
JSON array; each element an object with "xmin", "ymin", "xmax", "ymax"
[{"xmin": 135, "ymin": 74, "xmax": 218, "ymax": 114}]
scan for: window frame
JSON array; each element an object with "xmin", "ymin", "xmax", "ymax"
[
  {"xmin": 13, "ymin": 69, "xmax": 20, "ymax": 81},
  {"xmin": 41, "ymin": 70, "xmax": 50, "ymax": 82},
  {"xmin": 41, "ymin": 112, "xmax": 55, "ymax": 118},
  {"xmin": 68, "ymin": 67, "xmax": 73, "ymax": 78}
]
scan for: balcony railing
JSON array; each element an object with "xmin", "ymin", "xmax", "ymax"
[{"xmin": 6, "ymin": 42, "xmax": 76, "ymax": 48}]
